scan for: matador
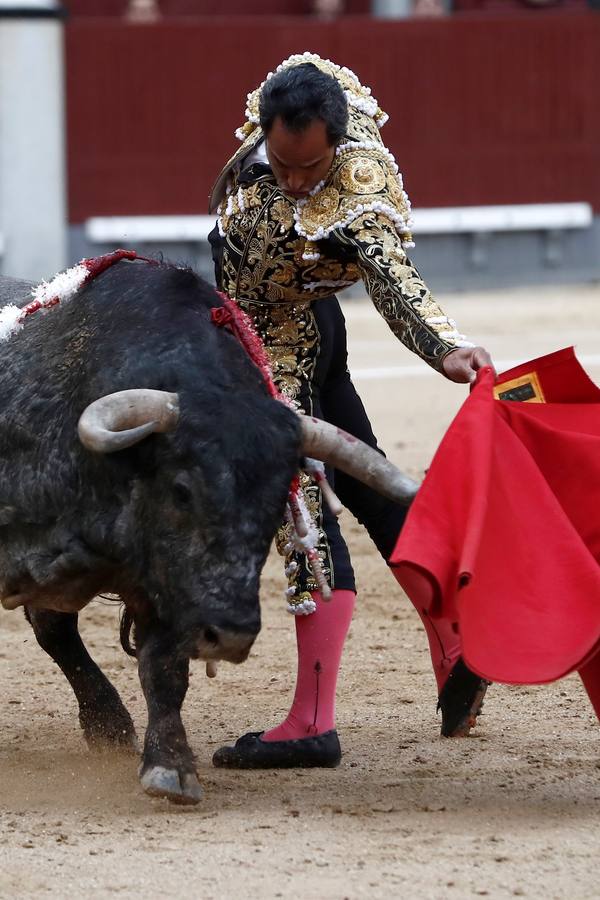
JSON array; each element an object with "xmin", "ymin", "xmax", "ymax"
[{"xmin": 208, "ymin": 53, "xmax": 495, "ymax": 768}]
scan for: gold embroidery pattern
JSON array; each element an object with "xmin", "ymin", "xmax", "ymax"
[
  {"xmin": 332, "ymin": 211, "xmax": 456, "ymax": 370},
  {"xmin": 211, "ymin": 53, "xmax": 459, "ymax": 595},
  {"xmin": 240, "ymin": 302, "xmax": 319, "ymax": 404},
  {"xmin": 220, "ymin": 174, "xmax": 363, "ymax": 305},
  {"xmin": 275, "ymin": 471, "xmax": 334, "ymax": 600},
  {"xmin": 300, "ymin": 187, "xmax": 342, "ymax": 236},
  {"xmin": 236, "ymin": 301, "xmax": 336, "ymax": 596},
  {"xmin": 296, "ymin": 149, "xmax": 412, "ymax": 244},
  {"xmin": 339, "ymin": 156, "xmax": 386, "ymax": 194},
  {"xmin": 346, "ymin": 104, "xmax": 382, "ymax": 143}
]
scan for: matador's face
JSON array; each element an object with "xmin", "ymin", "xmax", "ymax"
[{"xmin": 265, "ymin": 116, "xmax": 336, "ymax": 201}]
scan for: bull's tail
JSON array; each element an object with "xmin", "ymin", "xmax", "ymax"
[{"xmin": 119, "ymin": 605, "xmax": 137, "ymax": 658}]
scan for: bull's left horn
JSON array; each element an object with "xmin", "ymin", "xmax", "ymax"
[
  {"xmin": 78, "ymin": 389, "xmax": 180, "ymax": 453},
  {"xmin": 300, "ymin": 416, "xmax": 419, "ymax": 505}
]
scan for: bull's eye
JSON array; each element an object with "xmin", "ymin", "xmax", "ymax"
[{"xmin": 172, "ymin": 478, "xmax": 193, "ymax": 508}]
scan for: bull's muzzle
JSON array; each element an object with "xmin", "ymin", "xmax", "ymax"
[{"xmin": 191, "ymin": 625, "xmax": 257, "ymax": 665}]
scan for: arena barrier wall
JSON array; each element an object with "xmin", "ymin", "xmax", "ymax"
[{"xmin": 65, "ymin": 12, "xmax": 600, "ymax": 223}]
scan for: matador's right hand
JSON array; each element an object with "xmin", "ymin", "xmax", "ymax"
[{"xmin": 441, "ymin": 346, "xmax": 496, "ymax": 385}]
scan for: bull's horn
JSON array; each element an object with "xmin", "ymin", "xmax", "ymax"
[
  {"xmin": 300, "ymin": 416, "xmax": 419, "ymax": 505},
  {"xmin": 78, "ymin": 389, "xmax": 180, "ymax": 454}
]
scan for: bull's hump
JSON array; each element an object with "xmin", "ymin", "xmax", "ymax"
[{"xmin": 0, "ymin": 276, "xmax": 36, "ymax": 309}]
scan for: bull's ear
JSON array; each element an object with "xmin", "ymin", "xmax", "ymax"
[{"xmin": 78, "ymin": 389, "xmax": 179, "ymax": 454}]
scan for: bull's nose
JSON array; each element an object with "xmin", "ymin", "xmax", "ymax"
[{"xmin": 195, "ymin": 626, "xmax": 257, "ymax": 664}]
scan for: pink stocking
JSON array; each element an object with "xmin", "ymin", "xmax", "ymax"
[
  {"xmin": 578, "ymin": 645, "xmax": 600, "ymax": 722},
  {"xmin": 262, "ymin": 589, "xmax": 356, "ymax": 742},
  {"xmin": 391, "ymin": 566, "xmax": 461, "ymax": 694}
]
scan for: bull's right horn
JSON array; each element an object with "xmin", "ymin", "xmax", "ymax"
[
  {"xmin": 300, "ymin": 416, "xmax": 419, "ymax": 505},
  {"xmin": 78, "ymin": 389, "xmax": 180, "ymax": 453}
]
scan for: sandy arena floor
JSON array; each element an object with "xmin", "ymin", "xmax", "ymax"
[{"xmin": 0, "ymin": 284, "xmax": 599, "ymax": 898}]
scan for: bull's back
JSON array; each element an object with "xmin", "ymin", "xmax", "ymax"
[{"xmin": 0, "ymin": 276, "xmax": 35, "ymax": 309}]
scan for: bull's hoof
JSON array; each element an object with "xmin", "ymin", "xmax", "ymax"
[
  {"xmin": 140, "ymin": 765, "xmax": 203, "ymax": 805},
  {"xmin": 85, "ymin": 730, "xmax": 141, "ymax": 755},
  {"xmin": 81, "ymin": 718, "xmax": 140, "ymax": 754},
  {"xmin": 80, "ymin": 703, "xmax": 139, "ymax": 754}
]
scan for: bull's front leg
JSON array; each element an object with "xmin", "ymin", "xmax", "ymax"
[
  {"xmin": 135, "ymin": 618, "xmax": 202, "ymax": 805},
  {"xmin": 26, "ymin": 607, "xmax": 138, "ymax": 751}
]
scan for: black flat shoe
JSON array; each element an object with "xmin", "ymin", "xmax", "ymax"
[
  {"xmin": 212, "ymin": 729, "xmax": 342, "ymax": 769},
  {"xmin": 437, "ymin": 658, "xmax": 491, "ymax": 737}
]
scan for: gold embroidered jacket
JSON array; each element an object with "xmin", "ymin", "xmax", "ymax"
[
  {"xmin": 209, "ymin": 53, "xmax": 467, "ymax": 391},
  {"xmin": 209, "ymin": 54, "xmax": 470, "ymax": 606}
]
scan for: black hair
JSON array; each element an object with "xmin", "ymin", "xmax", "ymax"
[{"xmin": 259, "ymin": 62, "xmax": 348, "ymax": 146}]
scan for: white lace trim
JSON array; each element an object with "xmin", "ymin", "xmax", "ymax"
[
  {"xmin": 236, "ymin": 51, "xmax": 388, "ymax": 142},
  {"xmin": 287, "ymin": 596, "xmax": 317, "ymax": 616},
  {"xmin": 425, "ymin": 315, "xmax": 474, "ymax": 348},
  {"xmin": 294, "ymin": 199, "xmax": 413, "ymax": 244}
]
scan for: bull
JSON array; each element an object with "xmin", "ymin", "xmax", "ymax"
[{"xmin": 0, "ymin": 256, "xmax": 416, "ymax": 804}]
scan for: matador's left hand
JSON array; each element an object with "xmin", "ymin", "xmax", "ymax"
[{"xmin": 441, "ymin": 346, "xmax": 496, "ymax": 384}]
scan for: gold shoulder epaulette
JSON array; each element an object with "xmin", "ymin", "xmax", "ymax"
[{"xmin": 294, "ymin": 141, "xmax": 414, "ymax": 248}]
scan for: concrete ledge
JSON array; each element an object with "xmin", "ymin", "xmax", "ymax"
[
  {"xmin": 85, "ymin": 215, "xmax": 216, "ymax": 244},
  {"xmin": 85, "ymin": 203, "xmax": 593, "ymax": 246},
  {"xmin": 411, "ymin": 203, "xmax": 593, "ymax": 234},
  {"xmin": 75, "ymin": 206, "xmax": 600, "ymax": 293}
]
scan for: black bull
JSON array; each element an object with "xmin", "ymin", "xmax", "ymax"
[
  {"xmin": 0, "ymin": 260, "xmax": 304, "ymax": 804},
  {"xmin": 0, "ymin": 260, "xmax": 416, "ymax": 804}
]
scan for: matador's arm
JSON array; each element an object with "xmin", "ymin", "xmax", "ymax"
[
  {"xmin": 296, "ymin": 148, "xmax": 473, "ymax": 372},
  {"xmin": 331, "ymin": 210, "xmax": 472, "ymax": 372}
]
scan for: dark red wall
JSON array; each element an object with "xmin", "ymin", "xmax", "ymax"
[
  {"xmin": 65, "ymin": 12, "xmax": 600, "ymax": 222},
  {"xmin": 454, "ymin": 1, "xmax": 587, "ymax": 10},
  {"xmin": 64, "ymin": 0, "xmax": 587, "ymax": 14},
  {"xmin": 64, "ymin": 1, "xmax": 370, "ymax": 16}
]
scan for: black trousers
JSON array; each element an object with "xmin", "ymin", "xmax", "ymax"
[{"xmin": 309, "ymin": 296, "xmax": 409, "ymax": 591}]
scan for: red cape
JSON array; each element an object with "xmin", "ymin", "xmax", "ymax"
[{"xmin": 391, "ymin": 348, "xmax": 600, "ymax": 685}]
